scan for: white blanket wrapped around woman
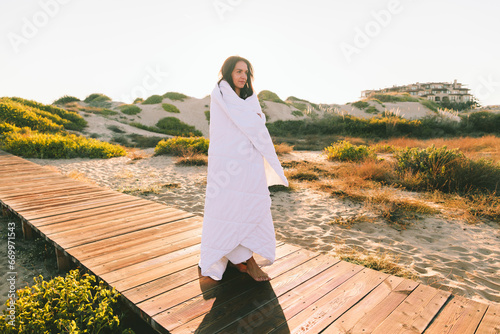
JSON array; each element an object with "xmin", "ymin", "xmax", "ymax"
[{"xmin": 199, "ymin": 79, "xmax": 289, "ymax": 280}]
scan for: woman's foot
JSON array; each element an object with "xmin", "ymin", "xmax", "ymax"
[{"xmin": 246, "ymin": 256, "xmax": 271, "ymax": 281}]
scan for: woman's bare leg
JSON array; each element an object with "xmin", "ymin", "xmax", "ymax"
[{"xmin": 246, "ymin": 256, "xmax": 271, "ymax": 281}]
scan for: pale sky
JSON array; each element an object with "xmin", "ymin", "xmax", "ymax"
[{"xmin": 1, "ymin": 0, "xmax": 499, "ymax": 106}]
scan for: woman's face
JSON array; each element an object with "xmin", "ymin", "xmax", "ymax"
[{"xmin": 231, "ymin": 60, "xmax": 248, "ymax": 90}]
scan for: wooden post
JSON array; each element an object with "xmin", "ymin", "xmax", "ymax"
[
  {"xmin": 1, "ymin": 205, "xmax": 10, "ymax": 217},
  {"xmin": 22, "ymin": 220, "xmax": 34, "ymax": 240},
  {"xmin": 55, "ymin": 248, "xmax": 71, "ymax": 272}
]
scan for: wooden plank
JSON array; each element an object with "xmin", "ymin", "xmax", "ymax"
[
  {"xmin": 0, "ymin": 165, "xmax": 59, "ymax": 173},
  {"xmin": 0, "ymin": 184, "xmax": 101, "ymax": 200},
  {"xmin": 55, "ymin": 210, "xmax": 195, "ymax": 249},
  {"xmin": 169, "ymin": 254, "xmax": 337, "ymax": 334},
  {"xmin": 82, "ymin": 234, "xmax": 201, "ymax": 277},
  {"xmin": 2, "ymin": 188, "xmax": 110, "ymax": 206},
  {"xmin": 277, "ymin": 268, "xmax": 389, "ymax": 333},
  {"xmin": 0, "ymin": 186, "xmax": 105, "ymax": 202},
  {"xmin": 0, "ymin": 173, "xmax": 67, "ymax": 184},
  {"xmin": 370, "ymin": 285, "xmax": 451, "ymax": 334},
  {"xmin": 475, "ymin": 303, "xmax": 500, "ymax": 334},
  {"xmin": 255, "ymin": 260, "xmax": 363, "ymax": 334},
  {"xmin": 9, "ymin": 191, "xmax": 119, "ymax": 212},
  {"xmin": 41, "ymin": 203, "xmax": 179, "ymax": 236},
  {"xmin": 323, "ymin": 277, "xmax": 419, "ymax": 334},
  {"xmin": 0, "ymin": 167, "xmax": 59, "ymax": 175},
  {"xmin": 424, "ymin": 295, "xmax": 488, "ymax": 334},
  {"xmin": 171, "ymin": 255, "xmax": 351, "ymax": 334},
  {"xmin": 114, "ymin": 242, "xmax": 289, "ymax": 294},
  {"xmin": 30, "ymin": 201, "xmax": 166, "ymax": 227},
  {"xmin": 67, "ymin": 215, "xmax": 202, "ymax": 260},
  {"xmin": 79, "ymin": 227, "xmax": 202, "ymax": 268},
  {"xmin": 99, "ymin": 243, "xmax": 202, "ymax": 283},
  {"xmin": 146, "ymin": 247, "xmax": 317, "ymax": 326},
  {"xmin": 0, "ymin": 178, "xmax": 75, "ymax": 193},
  {"xmin": 19, "ymin": 195, "xmax": 142, "ymax": 220},
  {"xmin": 80, "ymin": 220, "xmax": 201, "ymax": 276}
]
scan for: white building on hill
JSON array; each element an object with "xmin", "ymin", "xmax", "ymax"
[{"xmin": 361, "ymin": 79, "xmax": 473, "ymax": 103}]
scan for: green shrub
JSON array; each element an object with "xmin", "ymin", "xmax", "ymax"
[
  {"xmin": 292, "ymin": 109, "xmax": 304, "ymax": 117},
  {"xmin": 371, "ymin": 94, "xmax": 419, "ymax": 103},
  {"xmin": 291, "ymin": 102, "xmax": 307, "ymax": 111},
  {"xmin": 119, "ymin": 104, "xmax": 141, "ymax": 115},
  {"xmin": 111, "ymin": 135, "xmax": 130, "ymax": 146},
  {"xmin": 267, "ymin": 113, "xmax": 425, "ymax": 139},
  {"xmin": 204, "ymin": 110, "xmax": 210, "ymax": 122},
  {"xmin": 420, "ymin": 99, "xmax": 439, "ymax": 112},
  {"xmin": 162, "ymin": 103, "xmax": 180, "ymax": 113},
  {"xmin": 127, "ymin": 134, "xmax": 164, "ymax": 148},
  {"xmin": 163, "ymin": 92, "xmax": 188, "ymax": 101},
  {"xmin": 156, "ymin": 117, "xmax": 202, "ymax": 136},
  {"xmin": 155, "ymin": 136, "xmax": 209, "ymax": 156},
  {"xmin": 96, "ymin": 108, "xmax": 118, "ymax": 116},
  {"xmin": 8, "ymin": 97, "xmax": 87, "ymax": 131},
  {"xmin": 323, "ymin": 140, "xmax": 373, "ymax": 162},
  {"xmin": 133, "ymin": 97, "xmax": 144, "ymax": 104},
  {"xmin": 0, "ymin": 269, "xmax": 134, "ymax": 334},
  {"xmin": 53, "ymin": 95, "xmax": 80, "ymax": 104},
  {"xmin": 107, "ymin": 125, "xmax": 126, "ymax": 133},
  {"xmin": 395, "ymin": 145, "xmax": 500, "ymax": 194},
  {"xmin": 84, "ymin": 93, "xmax": 111, "ymax": 103},
  {"xmin": 142, "ymin": 95, "xmax": 163, "ymax": 104},
  {"xmin": 0, "ymin": 99, "xmax": 63, "ymax": 132},
  {"xmin": 258, "ymin": 90, "xmax": 286, "ymax": 104},
  {"xmin": 352, "ymin": 101, "xmax": 369, "ymax": 109},
  {"xmin": 1, "ymin": 132, "xmax": 126, "ymax": 158},
  {"xmin": 365, "ymin": 106, "xmax": 379, "ymax": 114},
  {"xmin": 461, "ymin": 111, "xmax": 500, "ymax": 134},
  {"xmin": 286, "ymin": 96, "xmax": 319, "ymax": 110}
]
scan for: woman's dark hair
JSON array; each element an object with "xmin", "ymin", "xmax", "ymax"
[{"xmin": 218, "ymin": 56, "xmax": 254, "ymax": 99}]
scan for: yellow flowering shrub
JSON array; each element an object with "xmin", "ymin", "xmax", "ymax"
[{"xmin": 2, "ymin": 132, "xmax": 126, "ymax": 158}]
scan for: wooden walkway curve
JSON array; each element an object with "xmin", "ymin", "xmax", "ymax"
[{"xmin": 0, "ymin": 149, "xmax": 498, "ymax": 333}]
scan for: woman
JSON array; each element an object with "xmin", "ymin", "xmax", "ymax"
[{"xmin": 199, "ymin": 56, "xmax": 289, "ymax": 282}]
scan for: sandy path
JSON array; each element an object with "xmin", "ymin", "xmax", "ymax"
[{"xmin": 13, "ymin": 149, "xmax": 500, "ymax": 306}]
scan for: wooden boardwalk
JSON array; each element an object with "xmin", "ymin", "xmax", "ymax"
[{"xmin": 0, "ymin": 149, "xmax": 498, "ymax": 334}]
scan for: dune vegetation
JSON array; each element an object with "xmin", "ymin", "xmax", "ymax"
[
  {"xmin": 280, "ymin": 136, "xmax": 500, "ymax": 227},
  {"xmin": 0, "ymin": 97, "xmax": 126, "ymax": 158}
]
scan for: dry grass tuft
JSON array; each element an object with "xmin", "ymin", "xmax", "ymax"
[
  {"xmin": 335, "ymin": 246, "xmax": 417, "ymax": 279},
  {"xmin": 175, "ymin": 146, "xmax": 208, "ymax": 166},
  {"xmin": 114, "ymin": 169, "xmax": 134, "ymax": 179},
  {"xmin": 328, "ymin": 185, "xmax": 438, "ymax": 229},
  {"xmin": 424, "ymin": 190, "xmax": 500, "ymax": 223},
  {"xmin": 119, "ymin": 182, "xmax": 180, "ymax": 195},
  {"xmin": 126, "ymin": 148, "xmax": 150, "ymax": 161},
  {"xmin": 275, "ymin": 142, "xmax": 294, "ymax": 155},
  {"xmin": 352, "ymin": 159, "xmax": 396, "ymax": 184},
  {"xmin": 175, "ymin": 154, "xmax": 208, "ymax": 166},
  {"xmin": 286, "ymin": 163, "xmax": 320, "ymax": 181},
  {"xmin": 328, "ymin": 214, "xmax": 374, "ymax": 229}
]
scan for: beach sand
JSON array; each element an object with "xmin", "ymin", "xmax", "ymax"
[{"xmin": 1, "ymin": 148, "xmax": 498, "ymax": 308}]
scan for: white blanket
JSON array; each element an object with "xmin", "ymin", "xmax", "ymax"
[{"xmin": 199, "ymin": 79, "xmax": 289, "ymax": 280}]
